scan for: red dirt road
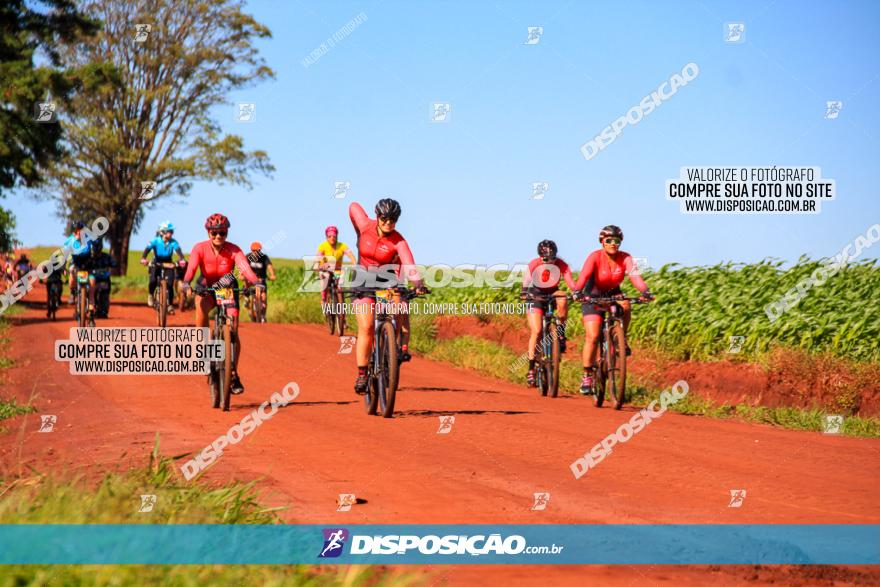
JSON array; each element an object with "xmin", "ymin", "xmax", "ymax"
[{"xmin": 2, "ymin": 287, "xmax": 878, "ymax": 585}]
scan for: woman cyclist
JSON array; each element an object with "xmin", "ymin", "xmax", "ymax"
[
  {"xmin": 348, "ymin": 198, "xmax": 427, "ymax": 395},
  {"xmin": 181, "ymin": 213, "xmax": 260, "ymax": 395},
  {"xmin": 520, "ymin": 239, "xmax": 577, "ymax": 387},
  {"xmin": 573, "ymin": 225, "xmax": 654, "ymax": 395},
  {"xmin": 315, "ymin": 226, "xmax": 356, "ymax": 303}
]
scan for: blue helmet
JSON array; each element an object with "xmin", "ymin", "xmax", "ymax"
[{"xmin": 158, "ymin": 221, "xmax": 175, "ymax": 234}]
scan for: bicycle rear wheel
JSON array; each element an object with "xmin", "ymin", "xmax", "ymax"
[
  {"xmin": 607, "ymin": 323, "xmax": 627, "ymax": 410},
  {"xmin": 378, "ymin": 321, "xmax": 399, "ymax": 418},
  {"xmin": 365, "ymin": 369, "xmax": 379, "ymax": 415}
]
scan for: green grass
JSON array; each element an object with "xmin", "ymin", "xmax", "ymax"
[
  {"xmin": 0, "ymin": 398, "xmax": 36, "ymax": 421},
  {"xmin": 0, "ymin": 438, "xmax": 421, "ymax": 586}
]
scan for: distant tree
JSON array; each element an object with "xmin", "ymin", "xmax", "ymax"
[
  {"xmin": 0, "ymin": 0, "xmax": 101, "ymax": 251},
  {"xmin": 39, "ymin": 0, "xmax": 275, "ymax": 275}
]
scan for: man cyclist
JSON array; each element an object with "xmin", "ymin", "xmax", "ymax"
[
  {"xmin": 181, "ymin": 213, "xmax": 260, "ymax": 395},
  {"xmin": 520, "ymin": 239, "xmax": 577, "ymax": 387},
  {"xmin": 88, "ymin": 239, "xmax": 116, "ymax": 318},
  {"xmin": 573, "ymin": 225, "xmax": 654, "ymax": 395},
  {"xmin": 315, "ymin": 226, "xmax": 356, "ymax": 304},
  {"xmin": 349, "ymin": 198, "xmax": 427, "ymax": 395},
  {"xmin": 140, "ymin": 221, "xmax": 185, "ymax": 313},
  {"xmin": 64, "ymin": 221, "xmax": 95, "ymax": 305},
  {"xmin": 244, "ymin": 241, "xmax": 277, "ymax": 319}
]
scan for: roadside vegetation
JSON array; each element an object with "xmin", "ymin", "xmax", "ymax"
[{"xmin": 0, "ymin": 438, "xmax": 420, "ymax": 586}]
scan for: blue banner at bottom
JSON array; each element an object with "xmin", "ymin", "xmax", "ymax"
[{"xmin": 0, "ymin": 525, "xmax": 877, "ymax": 565}]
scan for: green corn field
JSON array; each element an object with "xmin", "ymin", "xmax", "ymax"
[{"xmin": 268, "ymin": 256, "xmax": 880, "ymax": 363}]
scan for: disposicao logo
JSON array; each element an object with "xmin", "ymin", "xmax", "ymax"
[{"xmin": 318, "ymin": 528, "xmax": 349, "ymax": 558}]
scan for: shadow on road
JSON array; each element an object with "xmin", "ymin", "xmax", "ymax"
[
  {"xmin": 400, "ymin": 386, "xmax": 500, "ymax": 394},
  {"xmin": 230, "ymin": 400, "xmax": 357, "ymax": 411},
  {"xmin": 397, "ymin": 409, "xmax": 532, "ymax": 417}
]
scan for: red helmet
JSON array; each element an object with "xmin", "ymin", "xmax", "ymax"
[
  {"xmin": 250, "ymin": 241, "xmax": 262, "ymax": 251},
  {"xmin": 325, "ymin": 225, "xmax": 338, "ymax": 236},
  {"xmin": 598, "ymin": 224, "xmax": 623, "ymax": 242},
  {"xmin": 204, "ymin": 213, "xmax": 230, "ymax": 231}
]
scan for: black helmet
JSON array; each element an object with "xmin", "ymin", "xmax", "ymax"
[
  {"xmin": 74, "ymin": 220, "xmax": 86, "ymax": 230},
  {"xmin": 537, "ymin": 239, "xmax": 557, "ymax": 262},
  {"xmin": 374, "ymin": 198, "xmax": 401, "ymax": 222},
  {"xmin": 599, "ymin": 225, "xmax": 623, "ymax": 242}
]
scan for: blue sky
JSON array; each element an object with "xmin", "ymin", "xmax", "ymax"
[{"xmin": 8, "ymin": 0, "xmax": 880, "ymax": 269}]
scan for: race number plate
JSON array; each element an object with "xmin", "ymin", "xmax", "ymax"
[
  {"xmin": 77, "ymin": 271, "xmax": 90, "ymax": 283},
  {"xmin": 375, "ymin": 289, "xmax": 393, "ymax": 301},
  {"xmin": 215, "ymin": 287, "xmax": 235, "ymax": 306}
]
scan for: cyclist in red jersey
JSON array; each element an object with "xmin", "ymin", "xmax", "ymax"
[
  {"xmin": 573, "ymin": 225, "xmax": 654, "ymax": 395},
  {"xmin": 181, "ymin": 213, "xmax": 260, "ymax": 394},
  {"xmin": 349, "ymin": 198, "xmax": 426, "ymax": 394},
  {"xmin": 520, "ymin": 240, "xmax": 577, "ymax": 387}
]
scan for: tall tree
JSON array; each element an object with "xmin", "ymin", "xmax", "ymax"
[
  {"xmin": 43, "ymin": 0, "xmax": 274, "ymax": 274},
  {"xmin": 0, "ymin": 0, "xmax": 100, "ymax": 251}
]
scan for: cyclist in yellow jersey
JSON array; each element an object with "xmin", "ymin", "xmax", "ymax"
[{"xmin": 315, "ymin": 225, "xmax": 356, "ymax": 302}]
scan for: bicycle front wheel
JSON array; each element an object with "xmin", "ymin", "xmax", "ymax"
[
  {"xmin": 548, "ymin": 323, "xmax": 561, "ymax": 398},
  {"xmin": 607, "ymin": 323, "xmax": 627, "ymax": 410},
  {"xmin": 325, "ymin": 281, "xmax": 336, "ymax": 335},
  {"xmin": 157, "ymin": 281, "xmax": 168, "ymax": 327},
  {"xmin": 221, "ymin": 322, "xmax": 233, "ymax": 411},
  {"xmin": 77, "ymin": 287, "xmax": 87, "ymax": 328},
  {"xmin": 378, "ymin": 321, "xmax": 399, "ymax": 418}
]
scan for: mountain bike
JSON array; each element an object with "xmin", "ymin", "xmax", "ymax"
[
  {"xmin": 195, "ymin": 283, "xmax": 241, "ymax": 411},
  {"xmin": 73, "ymin": 269, "xmax": 94, "ymax": 328},
  {"xmin": 583, "ymin": 295, "xmax": 646, "ymax": 409},
  {"xmin": 520, "ymin": 291, "xmax": 569, "ymax": 398},
  {"xmin": 151, "ymin": 261, "xmax": 177, "ymax": 327},
  {"xmin": 323, "ymin": 270, "xmax": 346, "ymax": 335},
  {"xmin": 342, "ymin": 286, "xmax": 427, "ymax": 418},
  {"xmin": 247, "ymin": 282, "xmax": 267, "ymax": 323}
]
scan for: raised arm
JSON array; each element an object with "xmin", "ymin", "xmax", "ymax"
[{"xmin": 349, "ymin": 202, "xmax": 370, "ymax": 235}]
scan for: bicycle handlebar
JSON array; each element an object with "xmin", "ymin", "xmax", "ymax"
[
  {"xmin": 193, "ymin": 284, "xmax": 247, "ymax": 296},
  {"xmin": 519, "ymin": 291, "xmax": 574, "ymax": 302},
  {"xmin": 340, "ymin": 285, "xmax": 430, "ymax": 300}
]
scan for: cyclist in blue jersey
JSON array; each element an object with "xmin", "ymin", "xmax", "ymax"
[
  {"xmin": 140, "ymin": 221, "xmax": 186, "ymax": 311},
  {"xmin": 64, "ymin": 221, "xmax": 95, "ymax": 304}
]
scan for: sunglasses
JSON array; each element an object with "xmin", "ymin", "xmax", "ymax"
[
  {"xmin": 603, "ymin": 237, "xmax": 621, "ymax": 245},
  {"xmin": 210, "ymin": 230, "xmax": 228, "ymax": 237},
  {"xmin": 378, "ymin": 216, "xmax": 397, "ymax": 224}
]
